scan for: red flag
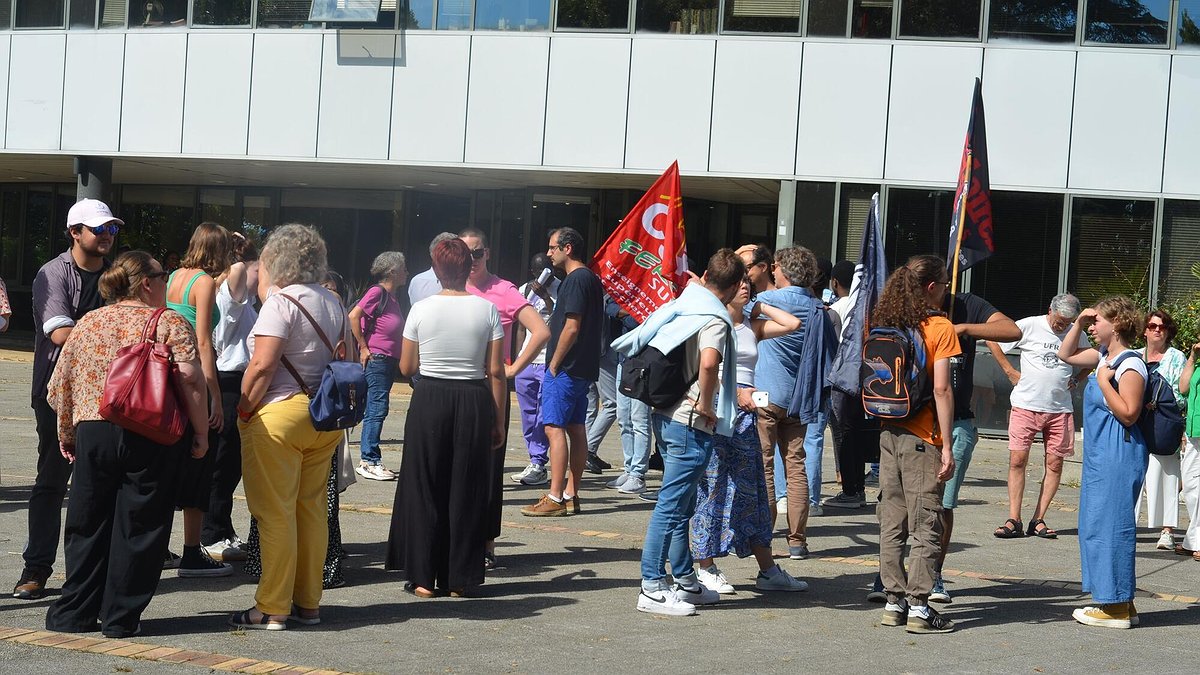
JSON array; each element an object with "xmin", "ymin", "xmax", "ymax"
[{"xmin": 590, "ymin": 162, "xmax": 688, "ymax": 323}]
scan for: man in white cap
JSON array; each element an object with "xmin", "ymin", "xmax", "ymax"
[{"xmin": 13, "ymin": 198, "xmax": 121, "ymax": 600}]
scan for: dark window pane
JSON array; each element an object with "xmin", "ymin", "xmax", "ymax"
[
  {"xmin": 1157, "ymin": 200, "xmax": 1200, "ymax": 303},
  {"xmin": 1180, "ymin": 0, "xmax": 1200, "ymax": 47},
  {"xmin": 70, "ymin": 0, "xmax": 97, "ymax": 28},
  {"xmin": 257, "ymin": 0, "xmax": 321, "ymax": 26},
  {"xmin": 131, "ymin": 0, "xmax": 187, "ymax": 26},
  {"xmin": 437, "ymin": 0, "xmax": 472, "ymax": 28},
  {"xmin": 723, "ymin": 0, "xmax": 800, "ymax": 33},
  {"xmin": 22, "ymin": 188, "xmax": 55, "ymax": 287},
  {"xmin": 556, "ymin": 0, "xmax": 629, "ymax": 28},
  {"xmin": 851, "ymin": 0, "xmax": 892, "ymax": 37},
  {"xmin": 0, "ymin": 189, "xmax": 23, "ymax": 283},
  {"xmin": 193, "ymin": 0, "xmax": 252, "ymax": 25},
  {"xmin": 636, "ymin": 0, "xmax": 718, "ymax": 33},
  {"xmin": 988, "ymin": 0, "xmax": 1076, "ymax": 42},
  {"xmin": 0, "ymin": 2, "xmax": 11, "ymax": 29},
  {"xmin": 399, "ymin": 0, "xmax": 434, "ymax": 27},
  {"xmin": 807, "ymin": 0, "xmax": 847, "ymax": 35},
  {"xmin": 899, "ymin": 0, "xmax": 980, "ymax": 38},
  {"xmin": 794, "ymin": 182, "xmax": 836, "ymax": 258},
  {"xmin": 968, "ymin": 191, "xmax": 1063, "ymax": 320},
  {"xmin": 1067, "ymin": 197, "xmax": 1154, "ymax": 306},
  {"xmin": 883, "ymin": 187, "xmax": 954, "ymax": 271},
  {"xmin": 1084, "ymin": 0, "xmax": 1170, "ymax": 45},
  {"xmin": 475, "ymin": 0, "xmax": 551, "ymax": 30},
  {"xmin": 836, "ymin": 183, "xmax": 880, "ymax": 261},
  {"xmin": 16, "ymin": 0, "xmax": 66, "ymax": 27},
  {"xmin": 116, "ymin": 187, "xmax": 197, "ymax": 261}
]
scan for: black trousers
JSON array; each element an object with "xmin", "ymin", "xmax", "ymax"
[
  {"xmin": 202, "ymin": 370, "xmax": 245, "ymax": 545},
  {"xmin": 486, "ymin": 391, "xmax": 512, "ymax": 541},
  {"xmin": 45, "ymin": 421, "xmax": 180, "ymax": 638},
  {"xmin": 830, "ymin": 389, "xmax": 881, "ymax": 496},
  {"xmin": 25, "ymin": 398, "xmax": 74, "ymax": 575}
]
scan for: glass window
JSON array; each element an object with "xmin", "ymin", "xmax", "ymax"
[
  {"xmin": 835, "ymin": 183, "xmax": 880, "ymax": 261},
  {"xmin": 794, "ymin": 181, "xmax": 836, "ymax": 259},
  {"xmin": 16, "ymin": 0, "xmax": 66, "ymax": 27},
  {"xmin": 988, "ymin": 0, "xmax": 1076, "ymax": 42},
  {"xmin": 636, "ymin": 0, "xmax": 718, "ymax": 33},
  {"xmin": 328, "ymin": 0, "xmax": 399, "ymax": 26},
  {"xmin": 192, "ymin": 0, "xmax": 252, "ymax": 25},
  {"xmin": 22, "ymin": 187, "xmax": 55, "ymax": 287},
  {"xmin": 1156, "ymin": 200, "xmax": 1200, "ymax": 303},
  {"xmin": 117, "ymin": 186, "xmax": 197, "ymax": 261},
  {"xmin": 898, "ymin": 0, "xmax": 980, "ymax": 38},
  {"xmin": 436, "ymin": 0, "xmax": 472, "ymax": 28},
  {"xmin": 723, "ymin": 0, "xmax": 800, "ymax": 33},
  {"xmin": 851, "ymin": 0, "xmax": 892, "ymax": 37},
  {"xmin": 968, "ymin": 191, "xmax": 1063, "ymax": 321},
  {"xmin": 257, "ymin": 0, "xmax": 321, "ymax": 27},
  {"xmin": 70, "ymin": 0, "xmax": 97, "ymax": 28},
  {"xmin": 0, "ymin": 189, "xmax": 23, "ymax": 284},
  {"xmin": 309, "ymin": 0, "xmax": 380, "ymax": 21},
  {"xmin": 883, "ymin": 187, "xmax": 954, "ymax": 271},
  {"xmin": 1179, "ymin": 0, "xmax": 1200, "ymax": 47},
  {"xmin": 1084, "ymin": 0, "xmax": 1170, "ymax": 45},
  {"xmin": 0, "ymin": 2, "xmax": 11, "ymax": 29},
  {"xmin": 556, "ymin": 0, "xmax": 629, "ymax": 29},
  {"xmin": 131, "ymin": 0, "xmax": 187, "ymax": 26},
  {"xmin": 806, "ymin": 0, "xmax": 847, "ymax": 35},
  {"xmin": 100, "ymin": 1, "xmax": 124, "ymax": 26},
  {"xmin": 1067, "ymin": 196, "xmax": 1154, "ymax": 306},
  {"xmin": 475, "ymin": 0, "xmax": 551, "ymax": 30},
  {"xmin": 399, "ymin": 0, "xmax": 435, "ymax": 27}
]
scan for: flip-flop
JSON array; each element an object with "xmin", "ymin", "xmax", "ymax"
[
  {"xmin": 229, "ymin": 608, "xmax": 287, "ymax": 631},
  {"xmin": 993, "ymin": 518, "xmax": 1025, "ymax": 539},
  {"xmin": 1027, "ymin": 518, "xmax": 1058, "ymax": 539}
]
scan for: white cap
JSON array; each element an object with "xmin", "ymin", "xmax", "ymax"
[{"xmin": 67, "ymin": 198, "xmax": 124, "ymax": 228}]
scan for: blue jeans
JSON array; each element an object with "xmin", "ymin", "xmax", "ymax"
[
  {"xmin": 942, "ymin": 419, "xmax": 979, "ymax": 509},
  {"xmin": 586, "ymin": 350, "xmax": 619, "ymax": 453},
  {"xmin": 773, "ymin": 446, "xmax": 786, "ymax": 500},
  {"xmin": 803, "ymin": 411, "xmax": 828, "ymax": 506},
  {"xmin": 641, "ymin": 414, "xmax": 715, "ymax": 584},
  {"xmin": 359, "ymin": 354, "xmax": 398, "ymax": 465},
  {"xmin": 616, "ymin": 361, "xmax": 651, "ymax": 478}
]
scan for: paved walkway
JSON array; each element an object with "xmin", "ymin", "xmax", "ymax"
[{"xmin": 0, "ymin": 355, "xmax": 1197, "ymax": 674}]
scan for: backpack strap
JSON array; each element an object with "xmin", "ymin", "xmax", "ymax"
[{"xmin": 276, "ymin": 291, "xmax": 349, "ymax": 399}]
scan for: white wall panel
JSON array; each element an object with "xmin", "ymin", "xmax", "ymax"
[
  {"xmin": 981, "ymin": 49, "xmax": 1074, "ymax": 189},
  {"xmin": 1161, "ymin": 55, "xmax": 1200, "ymax": 196},
  {"xmin": 318, "ymin": 33, "xmax": 394, "ymax": 160},
  {"xmin": 543, "ymin": 37, "xmax": 630, "ymax": 169},
  {"xmin": 710, "ymin": 40, "xmax": 801, "ymax": 175},
  {"xmin": 390, "ymin": 35, "xmax": 470, "ymax": 163},
  {"xmin": 62, "ymin": 34, "xmax": 124, "ymax": 153},
  {"xmin": 248, "ymin": 33, "xmax": 323, "ymax": 158},
  {"xmin": 1069, "ymin": 51, "xmax": 1169, "ymax": 193},
  {"xmin": 183, "ymin": 33, "xmax": 252, "ymax": 156},
  {"xmin": 885, "ymin": 45, "xmax": 983, "ymax": 183},
  {"xmin": 626, "ymin": 39, "xmax": 715, "ymax": 172},
  {"xmin": 465, "ymin": 36, "xmax": 549, "ymax": 166},
  {"xmin": 120, "ymin": 33, "xmax": 186, "ymax": 154},
  {"xmin": 7, "ymin": 35, "xmax": 65, "ymax": 151},
  {"xmin": 795, "ymin": 42, "xmax": 890, "ymax": 180}
]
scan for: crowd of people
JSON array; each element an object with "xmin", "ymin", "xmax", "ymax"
[{"xmin": 7, "ymin": 197, "xmax": 1197, "ymax": 638}]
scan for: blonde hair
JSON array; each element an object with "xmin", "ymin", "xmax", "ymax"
[
  {"xmin": 100, "ymin": 251, "xmax": 157, "ymax": 302},
  {"xmin": 1094, "ymin": 296, "xmax": 1143, "ymax": 345}
]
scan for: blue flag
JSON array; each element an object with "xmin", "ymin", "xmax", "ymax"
[{"xmin": 827, "ymin": 193, "xmax": 887, "ymax": 396}]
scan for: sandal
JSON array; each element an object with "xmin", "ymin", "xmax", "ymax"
[
  {"xmin": 229, "ymin": 608, "xmax": 287, "ymax": 631},
  {"xmin": 993, "ymin": 518, "xmax": 1025, "ymax": 539},
  {"xmin": 288, "ymin": 605, "xmax": 321, "ymax": 626},
  {"xmin": 1027, "ymin": 518, "xmax": 1058, "ymax": 539},
  {"xmin": 1176, "ymin": 545, "xmax": 1196, "ymax": 556},
  {"xmin": 404, "ymin": 582, "xmax": 436, "ymax": 598}
]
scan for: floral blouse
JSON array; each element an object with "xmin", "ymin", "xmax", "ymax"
[
  {"xmin": 47, "ymin": 305, "xmax": 198, "ymax": 446},
  {"xmin": 1148, "ymin": 346, "xmax": 1187, "ymax": 409}
]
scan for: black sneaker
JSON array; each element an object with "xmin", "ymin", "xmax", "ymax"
[
  {"xmin": 905, "ymin": 605, "xmax": 956, "ymax": 634},
  {"xmin": 585, "ymin": 454, "xmax": 608, "ymax": 474},
  {"xmin": 823, "ymin": 492, "xmax": 865, "ymax": 509},
  {"xmin": 638, "ymin": 490, "xmax": 659, "ymax": 503},
  {"xmin": 178, "ymin": 546, "xmax": 233, "ymax": 578}
]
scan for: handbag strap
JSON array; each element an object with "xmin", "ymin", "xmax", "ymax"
[
  {"xmin": 141, "ymin": 307, "xmax": 169, "ymax": 344},
  {"xmin": 276, "ymin": 291, "xmax": 347, "ymax": 400}
]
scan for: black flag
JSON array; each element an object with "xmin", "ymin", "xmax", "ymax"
[{"xmin": 947, "ymin": 78, "xmax": 994, "ymax": 278}]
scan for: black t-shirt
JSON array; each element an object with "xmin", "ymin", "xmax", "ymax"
[
  {"xmin": 943, "ymin": 292, "xmax": 999, "ymax": 420},
  {"xmin": 547, "ymin": 266, "xmax": 604, "ymax": 381},
  {"xmin": 76, "ymin": 266, "xmax": 104, "ymax": 319}
]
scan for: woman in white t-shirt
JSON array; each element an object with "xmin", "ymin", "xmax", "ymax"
[
  {"xmin": 385, "ymin": 238, "xmax": 506, "ymax": 598},
  {"xmin": 1057, "ymin": 295, "xmax": 1148, "ymax": 630}
]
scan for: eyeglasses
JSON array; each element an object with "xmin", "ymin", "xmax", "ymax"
[
  {"xmin": 550, "ymin": 243, "xmax": 567, "ymax": 251},
  {"xmin": 1146, "ymin": 323, "xmax": 1166, "ymax": 332},
  {"xmin": 469, "ymin": 248, "xmax": 487, "ymax": 260},
  {"xmin": 76, "ymin": 223, "xmax": 119, "ymax": 236},
  {"xmin": 147, "ymin": 270, "xmax": 169, "ymax": 280}
]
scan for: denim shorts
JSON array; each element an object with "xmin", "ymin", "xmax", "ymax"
[{"xmin": 540, "ymin": 370, "xmax": 591, "ymax": 427}]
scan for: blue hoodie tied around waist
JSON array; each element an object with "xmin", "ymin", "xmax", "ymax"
[{"xmin": 609, "ymin": 283, "xmax": 738, "ymax": 438}]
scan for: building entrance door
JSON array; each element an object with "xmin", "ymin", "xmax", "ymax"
[{"xmin": 531, "ymin": 192, "xmax": 597, "ymax": 262}]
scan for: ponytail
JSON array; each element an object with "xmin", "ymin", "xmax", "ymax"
[{"xmin": 100, "ymin": 250, "xmax": 156, "ymax": 302}]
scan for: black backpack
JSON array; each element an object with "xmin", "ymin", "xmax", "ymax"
[
  {"xmin": 860, "ymin": 326, "xmax": 932, "ymax": 419},
  {"xmin": 619, "ymin": 343, "xmax": 696, "ymax": 409},
  {"xmin": 1110, "ymin": 351, "xmax": 1185, "ymax": 456}
]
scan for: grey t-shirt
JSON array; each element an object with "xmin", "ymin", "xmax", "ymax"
[{"xmin": 657, "ymin": 318, "xmax": 727, "ymax": 435}]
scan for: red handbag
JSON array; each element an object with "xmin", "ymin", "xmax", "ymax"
[{"xmin": 99, "ymin": 307, "xmax": 188, "ymax": 446}]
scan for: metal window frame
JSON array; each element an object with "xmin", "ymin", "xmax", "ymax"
[
  {"xmin": 189, "ymin": 0, "xmax": 254, "ymax": 28},
  {"xmin": 1061, "ymin": 193, "xmax": 1161, "ymax": 303},
  {"xmin": 894, "ymin": 0, "xmax": 984, "ymax": 42},
  {"xmin": 10, "ymin": 0, "xmax": 69, "ymax": 29},
  {"xmin": 552, "ymin": 0, "xmax": 633, "ymax": 32},
  {"xmin": 1079, "ymin": 0, "xmax": 1175, "ymax": 49}
]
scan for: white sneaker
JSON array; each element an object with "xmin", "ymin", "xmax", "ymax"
[
  {"xmin": 605, "ymin": 471, "xmax": 631, "ymax": 489},
  {"xmin": 511, "ymin": 463, "xmax": 548, "ymax": 485},
  {"xmin": 1157, "ymin": 530, "xmax": 1175, "ymax": 550},
  {"xmin": 618, "ymin": 475, "xmax": 647, "ymax": 494},
  {"xmin": 356, "ymin": 463, "xmax": 397, "ymax": 481},
  {"xmin": 204, "ymin": 537, "xmax": 247, "ymax": 563},
  {"xmin": 673, "ymin": 582, "xmax": 720, "ymax": 606},
  {"xmin": 776, "ymin": 497, "xmax": 788, "ymax": 515},
  {"xmin": 696, "ymin": 566, "xmax": 736, "ymax": 594},
  {"xmin": 755, "ymin": 566, "xmax": 809, "ymax": 592},
  {"xmin": 636, "ymin": 587, "xmax": 697, "ymax": 616}
]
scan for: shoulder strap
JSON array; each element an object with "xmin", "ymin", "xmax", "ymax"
[
  {"xmin": 279, "ymin": 292, "xmax": 336, "ymax": 354},
  {"xmin": 280, "ymin": 355, "xmax": 314, "ymax": 398},
  {"xmin": 182, "ymin": 270, "xmax": 206, "ymax": 304},
  {"xmin": 142, "ymin": 307, "xmax": 168, "ymax": 343}
]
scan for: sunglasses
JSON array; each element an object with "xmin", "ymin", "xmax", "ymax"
[
  {"xmin": 76, "ymin": 223, "xmax": 120, "ymax": 236},
  {"xmin": 1146, "ymin": 323, "xmax": 1166, "ymax": 332},
  {"xmin": 470, "ymin": 248, "xmax": 487, "ymax": 260}
]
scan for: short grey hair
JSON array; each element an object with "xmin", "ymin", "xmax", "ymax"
[
  {"xmin": 370, "ymin": 251, "xmax": 406, "ymax": 280},
  {"xmin": 1049, "ymin": 293, "xmax": 1081, "ymax": 319},
  {"xmin": 775, "ymin": 246, "xmax": 819, "ymax": 289},
  {"xmin": 428, "ymin": 232, "xmax": 458, "ymax": 255},
  {"xmin": 261, "ymin": 223, "xmax": 328, "ymax": 287}
]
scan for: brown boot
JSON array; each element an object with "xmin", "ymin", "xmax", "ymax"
[{"xmin": 12, "ymin": 568, "xmax": 49, "ymax": 600}]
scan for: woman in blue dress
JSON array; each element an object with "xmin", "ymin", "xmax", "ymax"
[
  {"xmin": 1057, "ymin": 295, "xmax": 1148, "ymax": 629},
  {"xmin": 690, "ymin": 277, "xmax": 808, "ymax": 594}
]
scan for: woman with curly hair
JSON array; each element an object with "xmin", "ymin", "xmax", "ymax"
[
  {"xmin": 1057, "ymin": 296, "xmax": 1148, "ymax": 629},
  {"xmin": 871, "ymin": 255, "xmax": 959, "ymax": 635}
]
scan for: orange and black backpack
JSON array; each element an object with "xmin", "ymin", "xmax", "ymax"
[{"xmin": 860, "ymin": 326, "xmax": 932, "ymax": 419}]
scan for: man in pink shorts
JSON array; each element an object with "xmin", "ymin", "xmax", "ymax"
[{"xmin": 986, "ymin": 293, "xmax": 1090, "ymax": 539}]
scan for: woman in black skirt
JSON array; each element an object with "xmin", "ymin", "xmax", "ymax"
[{"xmin": 385, "ymin": 238, "xmax": 506, "ymax": 597}]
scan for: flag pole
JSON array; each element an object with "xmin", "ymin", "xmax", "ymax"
[{"xmin": 948, "ymin": 151, "xmax": 972, "ymax": 322}]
